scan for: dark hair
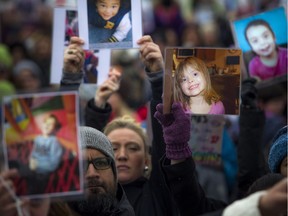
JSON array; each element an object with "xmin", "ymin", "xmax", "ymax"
[
  {"xmin": 46, "ymin": 114, "xmax": 62, "ymax": 133},
  {"xmin": 244, "ymin": 19, "xmax": 275, "ymax": 47},
  {"xmin": 246, "ymin": 173, "xmax": 285, "ymax": 196},
  {"xmin": 95, "ymin": 0, "xmax": 131, "ymax": 9}
]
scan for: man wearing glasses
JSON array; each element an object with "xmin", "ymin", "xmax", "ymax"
[{"xmin": 49, "ymin": 126, "xmax": 135, "ymax": 215}]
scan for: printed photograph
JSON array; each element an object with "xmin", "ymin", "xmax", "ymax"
[
  {"xmin": 2, "ymin": 91, "xmax": 83, "ymax": 199},
  {"xmin": 164, "ymin": 47, "xmax": 242, "ymax": 115},
  {"xmin": 50, "ymin": 8, "xmax": 111, "ymax": 84},
  {"xmin": 231, "ymin": 7, "xmax": 287, "ymax": 84},
  {"xmin": 78, "ymin": 0, "xmax": 143, "ymax": 49}
]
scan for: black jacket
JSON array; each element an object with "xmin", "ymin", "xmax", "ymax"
[
  {"xmin": 49, "ymin": 184, "xmax": 135, "ymax": 216},
  {"xmin": 61, "ymin": 70, "xmax": 227, "ymax": 216},
  {"xmin": 85, "ymin": 96, "xmax": 179, "ymax": 216},
  {"xmin": 237, "ymin": 106, "xmax": 267, "ymax": 198},
  {"xmin": 149, "ymin": 71, "xmax": 227, "ymax": 216}
]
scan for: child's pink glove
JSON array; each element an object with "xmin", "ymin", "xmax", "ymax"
[{"xmin": 154, "ymin": 102, "xmax": 192, "ymax": 160}]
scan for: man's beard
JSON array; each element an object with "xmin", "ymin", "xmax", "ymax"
[{"xmin": 69, "ymin": 179, "xmax": 118, "ymax": 216}]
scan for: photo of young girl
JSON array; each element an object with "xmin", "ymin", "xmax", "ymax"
[
  {"xmin": 163, "ymin": 48, "xmax": 241, "ymax": 115},
  {"xmin": 245, "ymin": 19, "xmax": 287, "ymax": 80},
  {"xmin": 174, "ymin": 56, "xmax": 225, "ymax": 115},
  {"xmin": 232, "ymin": 7, "xmax": 287, "ymax": 82}
]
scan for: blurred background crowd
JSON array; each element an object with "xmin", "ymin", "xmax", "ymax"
[
  {"xmin": 0, "ymin": 0, "xmax": 287, "ymax": 203},
  {"xmin": 0, "ymin": 0, "xmax": 286, "ymax": 92}
]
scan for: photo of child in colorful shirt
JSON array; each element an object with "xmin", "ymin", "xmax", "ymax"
[
  {"xmin": 87, "ymin": 0, "xmax": 132, "ymax": 43},
  {"xmin": 26, "ymin": 114, "xmax": 64, "ymax": 195}
]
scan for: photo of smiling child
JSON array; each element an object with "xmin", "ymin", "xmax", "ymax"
[
  {"xmin": 174, "ymin": 56, "xmax": 225, "ymax": 115},
  {"xmin": 232, "ymin": 7, "xmax": 287, "ymax": 82},
  {"xmin": 88, "ymin": 0, "xmax": 131, "ymax": 43},
  {"xmin": 163, "ymin": 48, "xmax": 241, "ymax": 115},
  {"xmin": 78, "ymin": 0, "xmax": 142, "ymax": 49},
  {"xmin": 245, "ymin": 19, "xmax": 287, "ymax": 80}
]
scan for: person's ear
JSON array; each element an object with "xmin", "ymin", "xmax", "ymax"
[{"xmin": 144, "ymin": 155, "xmax": 150, "ymax": 171}]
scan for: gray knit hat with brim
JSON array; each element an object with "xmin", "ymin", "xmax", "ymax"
[
  {"xmin": 268, "ymin": 125, "xmax": 288, "ymax": 173},
  {"xmin": 80, "ymin": 126, "xmax": 116, "ymax": 178}
]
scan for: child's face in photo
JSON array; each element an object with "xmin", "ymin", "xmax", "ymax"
[
  {"xmin": 41, "ymin": 116, "xmax": 57, "ymax": 136},
  {"xmin": 179, "ymin": 67, "xmax": 206, "ymax": 97},
  {"xmin": 246, "ymin": 24, "xmax": 276, "ymax": 57},
  {"xmin": 96, "ymin": 0, "xmax": 121, "ymax": 21}
]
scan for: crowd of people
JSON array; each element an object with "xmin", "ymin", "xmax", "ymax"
[{"xmin": 0, "ymin": 0, "xmax": 287, "ymax": 216}]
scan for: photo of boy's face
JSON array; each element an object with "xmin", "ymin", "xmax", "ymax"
[
  {"xmin": 96, "ymin": 0, "xmax": 121, "ymax": 21},
  {"xmin": 41, "ymin": 116, "xmax": 58, "ymax": 136},
  {"xmin": 246, "ymin": 24, "xmax": 276, "ymax": 57}
]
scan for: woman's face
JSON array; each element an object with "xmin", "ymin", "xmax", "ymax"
[
  {"xmin": 179, "ymin": 67, "xmax": 206, "ymax": 97},
  {"xmin": 280, "ymin": 156, "xmax": 287, "ymax": 177},
  {"xmin": 96, "ymin": 0, "xmax": 121, "ymax": 21},
  {"xmin": 246, "ymin": 25, "xmax": 276, "ymax": 57},
  {"xmin": 107, "ymin": 128, "xmax": 147, "ymax": 184}
]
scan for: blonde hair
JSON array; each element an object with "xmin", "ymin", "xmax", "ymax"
[
  {"xmin": 103, "ymin": 115, "xmax": 148, "ymax": 155},
  {"xmin": 174, "ymin": 56, "xmax": 220, "ymax": 109}
]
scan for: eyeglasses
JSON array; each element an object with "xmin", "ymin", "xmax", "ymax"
[{"xmin": 84, "ymin": 157, "xmax": 112, "ymax": 171}]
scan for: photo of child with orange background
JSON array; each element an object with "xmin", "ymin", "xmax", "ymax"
[{"xmin": 2, "ymin": 92, "xmax": 82, "ymax": 198}]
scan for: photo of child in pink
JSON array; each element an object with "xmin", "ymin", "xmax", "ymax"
[
  {"xmin": 174, "ymin": 56, "xmax": 225, "ymax": 115},
  {"xmin": 245, "ymin": 19, "xmax": 287, "ymax": 81}
]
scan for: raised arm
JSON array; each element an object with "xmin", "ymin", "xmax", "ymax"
[
  {"xmin": 85, "ymin": 67, "xmax": 122, "ymax": 130},
  {"xmin": 238, "ymin": 78, "xmax": 267, "ymax": 198},
  {"xmin": 154, "ymin": 102, "xmax": 227, "ymax": 216},
  {"xmin": 137, "ymin": 35, "xmax": 165, "ymax": 173},
  {"xmin": 61, "ymin": 37, "xmax": 85, "ymax": 88}
]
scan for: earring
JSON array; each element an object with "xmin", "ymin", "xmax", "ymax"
[{"xmin": 144, "ymin": 166, "xmax": 149, "ymax": 171}]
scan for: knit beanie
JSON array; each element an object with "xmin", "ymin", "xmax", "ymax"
[
  {"xmin": 268, "ymin": 125, "xmax": 288, "ymax": 173},
  {"xmin": 13, "ymin": 59, "xmax": 41, "ymax": 78},
  {"xmin": 80, "ymin": 126, "xmax": 117, "ymax": 179}
]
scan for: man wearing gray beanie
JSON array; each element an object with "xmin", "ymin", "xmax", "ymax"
[{"xmin": 49, "ymin": 126, "xmax": 135, "ymax": 216}]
